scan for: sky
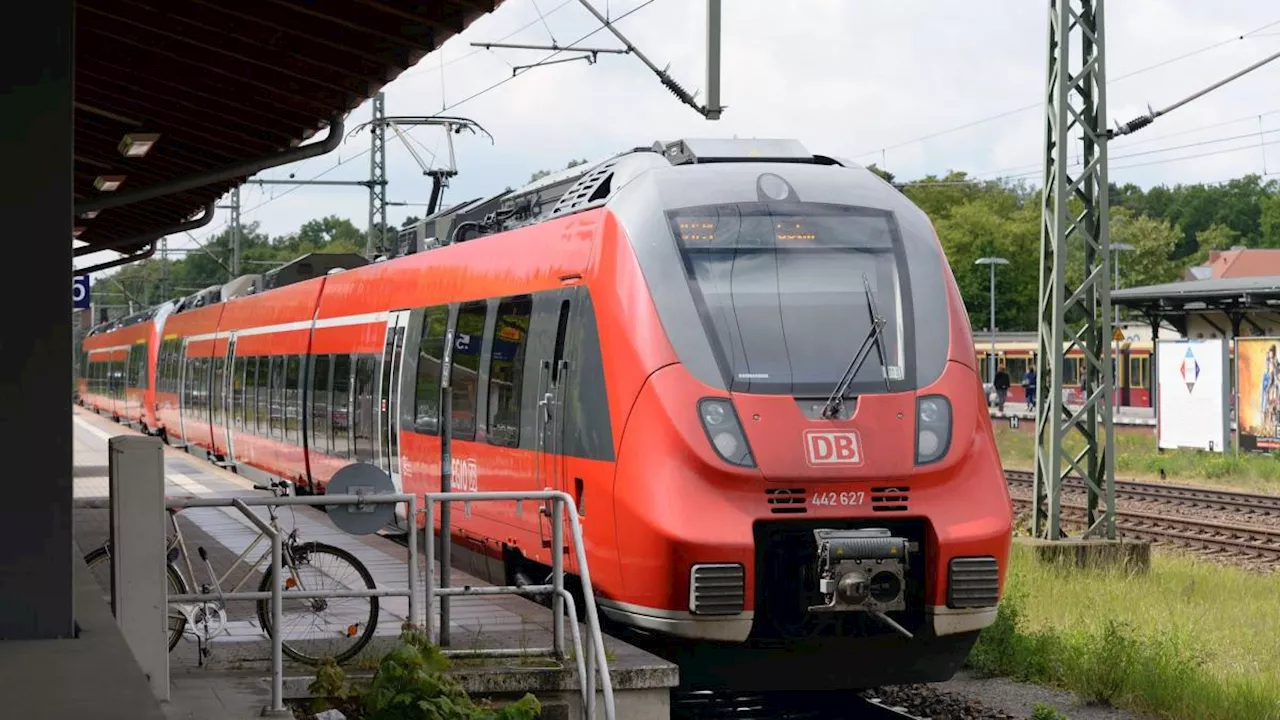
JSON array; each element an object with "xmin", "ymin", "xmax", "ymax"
[{"xmin": 79, "ymin": 0, "xmax": 1280, "ymax": 272}]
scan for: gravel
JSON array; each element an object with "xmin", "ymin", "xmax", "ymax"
[
  {"xmin": 865, "ymin": 684, "xmax": 1019, "ymax": 718},
  {"xmin": 929, "ymin": 670, "xmax": 1156, "ymax": 720}
]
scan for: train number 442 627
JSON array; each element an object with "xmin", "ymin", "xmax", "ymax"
[{"xmin": 810, "ymin": 491, "xmax": 866, "ymax": 506}]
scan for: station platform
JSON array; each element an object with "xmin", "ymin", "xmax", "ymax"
[
  {"xmin": 991, "ymin": 401, "xmax": 1158, "ymax": 427},
  {"xmin": 70, "ymin": 407, "xmax": 677, "ymax": 719}
]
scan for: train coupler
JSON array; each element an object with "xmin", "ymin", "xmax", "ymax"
[{"xmin": 806, "ymin": 528, "xmax": 918, "ymax": 637}]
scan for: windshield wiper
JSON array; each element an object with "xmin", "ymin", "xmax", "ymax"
[{"xmin": 821, "ymin": 273, "xmax": 892, "ymax": 420}]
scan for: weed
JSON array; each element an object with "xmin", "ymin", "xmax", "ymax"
[
  {"xmin": 968, "ymin": 545, "xmax": 1280, "ymax": 720},
  {"xmin": 303, "ymin": 623, "xmax": 542, "ymax": 720},
  {"xmin": 1028, "ymin": 704, "xmax": 1068, "ymax": 720}
]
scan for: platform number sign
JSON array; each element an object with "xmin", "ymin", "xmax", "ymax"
[{"xmin": 72, "ymin": 275, "xmax": 91, "ymax": 310}]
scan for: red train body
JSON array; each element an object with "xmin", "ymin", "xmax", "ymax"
[{"xmin": 79, "ymin": 139, "xmax": 1012, "ymax": 691}]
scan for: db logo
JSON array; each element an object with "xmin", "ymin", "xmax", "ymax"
[{"xmin": 804, "ymin": 430, "xmax": 863, "ymax": 467}]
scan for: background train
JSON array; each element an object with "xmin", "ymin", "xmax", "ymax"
[
  {"xmin": 974, "ymin": 331, "xmax": 1155, "ymax": 408},
  {"xmin": 77, "ymin": 137, "xmax": 1011, "ymax": 692}
]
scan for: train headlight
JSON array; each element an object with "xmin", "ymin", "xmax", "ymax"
[
  {"xmin": 698, "ymin": 398, "xmax": 755, "ymax": 468},
  {"xmin": 915, "ymin": 395, "xmax": 952, "ymax": 465}
]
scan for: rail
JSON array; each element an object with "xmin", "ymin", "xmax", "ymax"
[
  {"xmin": 163, "ymin": 491, "xmax": 420, "ymax": 716},
  {"xmin": 424, "ymin": 490, "xmax": 615, "ymax": 720}
]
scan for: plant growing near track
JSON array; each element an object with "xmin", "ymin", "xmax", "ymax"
[
  {"xmin": 303, "ymin": 623, "xmax": 542, "ymax": 720},
  {"xmin": 1028, "ymin": 704, "xmax": 1068, "ymax": 720},
  {"xmin": 968, "ymin": 544, "xmax": 1280, "ymax": 720}
]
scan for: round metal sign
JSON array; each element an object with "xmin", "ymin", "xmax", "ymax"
[{"xmin": 325, "ymin": 462, "xmax": 396, "ymax": 535}]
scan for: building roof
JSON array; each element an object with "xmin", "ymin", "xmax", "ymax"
[
  {"xmin": 1182, "ymin": 247, "xmax": 1280, "ymax": 281},
  {"xmin": 73, "ymin": 0, "xmax": 503, "ymax": 266},
  {"xmin": 1113, "ymin": 275, "xmax": 1280, "ymax": 316}
]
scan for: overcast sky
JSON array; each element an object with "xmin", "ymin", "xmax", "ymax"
[{"xmin": 82, "ymin": 0, "xmax": 1280, "ymax": 271}]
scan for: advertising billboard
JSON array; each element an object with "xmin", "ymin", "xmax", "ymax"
[
  {"xmin": 1156, "ymin": 338, "xmax": 1229, "ymax": 452},
  {"xmin": 1235, "ymin": 336, "xmax": 1280, "ymax": 452}
]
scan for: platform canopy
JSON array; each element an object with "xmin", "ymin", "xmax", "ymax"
[
  {"xmin": 1113, "ymin": 276, "xmax": 1280, "ymax": 335},
  {"xmin": 73, "ymin": 0, "xmax": 503, "ymax": 269}
]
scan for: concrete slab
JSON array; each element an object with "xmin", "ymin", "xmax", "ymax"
[
  {"xmin": 0, "ymin": 542, "xmax": 166, "ymax": 720},
  {"xmin": 1015, "ymin": 535, "xmax": 1152, "ymax": 574},
  {"xmin": 71, "ymin": 407, "xmax": 678, "ymax": 719}
]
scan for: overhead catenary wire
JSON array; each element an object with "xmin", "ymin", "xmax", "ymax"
[
  {"xmin": 852, "ymin": 16, "xmax": 1280, "ymax": 159},
  {"xmin": 189, "ymin": 0, "xmax": 661, "ymax": 249},
  {"xmin": 1110, "ymin": 45, "xmax": 1280, "ymax": 137}
]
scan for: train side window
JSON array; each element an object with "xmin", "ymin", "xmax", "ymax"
[
  {"xmin": 353, "ymin": 355, "xmax": 376, "ymax": 462},
  {"xmin": 413, "ymin": 306, "xmax": 448, "ymax": 434},
  {"xmin": 244, "ymin": 356, "xmax": 257, "ymax": 432},
  {"xmin": 487, "ymin": 296, "xmax": 532, "ymax": 448},
  {"xmin": 269, "ymin": 356, "xmax": 285, "ymax": 440},
  {"xmin": 212, "ymin": 356, "xmax": 226, "ymax": 429},
  {"xmin": 311, "ymin": 354, "xmax": 331, "ymax": 454},
  {"xmin": 331, "ymin": 354, "xmax": 352, "ymax": 459},
  {"xmin": 232, "ymin": 357, "xmax": 246, "ymax": 429},
  {"xmin": 284, "ymin": 355, "xmax": 300, "ymax": 444},
  {"xmin": 551, "ymin": 299, "xmax": 571, "ymax": 385},
  {"xmin": 451, "ymin": 302, "xmax": 486, "ymax": 441},
  {"xmin": 256, "ymin": 356, "xmax": 270, "ymax": 436}
]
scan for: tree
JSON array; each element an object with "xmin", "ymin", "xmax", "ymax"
[
  {"xmin": 528, "ymin": 158, "xmax": 590, "ymax": 184},
  {"xmin": 1109, "ymin": 208, "xmax": 1183, "ymax": 287}
]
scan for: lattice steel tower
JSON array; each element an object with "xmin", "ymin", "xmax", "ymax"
[
  {"xmin": 367, "ymin": 91, "xmax": 388, "ymax": 259},
  {"xmin": 1033, "ymin": 0, "xmax": 1116, "ymax": 540}
]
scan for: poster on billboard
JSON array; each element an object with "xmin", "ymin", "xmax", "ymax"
[
  {"xmin": 1156, "ymin": 338, "xmax": 1229, "ymax": 452},
  {"xmin": 1234, "ymin": 336, "xmax": 1280, "ymax": 453}
]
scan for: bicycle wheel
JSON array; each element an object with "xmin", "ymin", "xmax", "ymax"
[
  {"xmin": 83, "ymin": 544, "xmax": 189, "ymax": 651},
  {"xmin": 255, "ymin": 541, "xmax": 379, "ymax": 665}
]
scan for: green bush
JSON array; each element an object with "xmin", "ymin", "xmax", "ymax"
[{"xmin": 307, "ymin": 623, "xmax": 541, "ymax": 720}]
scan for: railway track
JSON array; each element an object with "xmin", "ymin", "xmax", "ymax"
[
  {"xmin": 671, "ymin": 691, "xmax": 926, "ymax": 720},
  {"xmin": 1008, "ymin": 495, "xmax": 1280, "ymax": 565},
  {"xmin": 1005, "ymin": 469, "xmax": 1280, "ymax": 518}
]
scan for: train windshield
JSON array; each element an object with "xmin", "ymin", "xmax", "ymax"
[{"xmin": 668, "ymin": 202, "xmax": 911, "ymax": 396}]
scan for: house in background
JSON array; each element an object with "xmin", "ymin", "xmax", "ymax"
[{"xmin": 1185, "ymin": 247, "xmax": 1280, "ymax": 280}]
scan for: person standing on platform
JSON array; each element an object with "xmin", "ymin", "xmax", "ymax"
[
  {"xmin": 1023, "ymin": 367, "xmax": 1037, "ymax": 411},
  {"xmin": 994, "ymin": 365, "xmax": 1011, "ymax": 413}
]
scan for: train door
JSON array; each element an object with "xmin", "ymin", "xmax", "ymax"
[
  {"xmin": 533, "ymin": 290, "xmax": 575, "ymax": 566},
  {"xmin": 377, "ymin": 311, "xmax": 411, "ymax": 498},
  {"xmin": 177, "ymin": 338, "xmax": 191, "ymax": 445},
  {"xmin": 222, "ymin": 333, "xmax": 238, "ymax": 463}
]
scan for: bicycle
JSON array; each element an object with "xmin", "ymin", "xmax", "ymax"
[{"xmin": 83, "ymin": 478, "xmax": 380, "ymax": 665}]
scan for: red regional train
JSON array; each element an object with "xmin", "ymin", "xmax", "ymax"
[{"xmin": 77, "ymin": 138, "xmax": 1012, "ymax": 692}]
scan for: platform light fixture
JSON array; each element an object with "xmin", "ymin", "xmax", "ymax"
[
  {"xmin": 118, "ymin": 132, "xmax": 160, "ymax": 158},
  {"xmin": 73, "ymin": 226, "xmax": 85, "ymax": 237},
  {"xmin": 94, "ymin": 175, "xmax": 126, "ymax": 191},
  {"xmin": 80, "ymin": 209, "xmax": 100, "ymax": 219}
]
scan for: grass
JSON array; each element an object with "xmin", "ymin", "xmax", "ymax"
[
  {"xmin": 968, "ymin": 542, "xmax": 1280, "ymax": 720},
  {"xmin": 993, "ymin": 423, "xmax": 1280, "ymax": 494}
]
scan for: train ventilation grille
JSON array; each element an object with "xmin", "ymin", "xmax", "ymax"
[
  {"xmin": 871, "ymin": 486, "xmax": 910, "ymax": 512},
  {"xmin": 548, "ymin": 159, "xmax": 619, "ymax": 217},
  {"xmin": 688, "ymin": 564, "xmax": 745, "ymax": 615},
  {"xmin": 948, "ymin": 556, "xmax": 1000, "ymax": 608},
  {"xmin": 765, "ymin": 488, "xmax": 807, "ymax": 514}
]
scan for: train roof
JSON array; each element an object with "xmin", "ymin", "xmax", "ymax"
[
  {"xmin": 396, "ymin": 136, "xmax": 868, "ymax": 253},
  {"xmin": 86, "ymin": 300, "xmax": 172, "ymax": 337},
  {"xmin": 100, "ymin": 138, "xmax": 873, "ymax": 325}
]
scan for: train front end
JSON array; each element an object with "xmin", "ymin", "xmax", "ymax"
[{"xmin": 605, "ymin": 140, "xmax": 1012, "ymax": 692}]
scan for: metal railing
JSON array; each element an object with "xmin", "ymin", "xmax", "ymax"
[
  {"xmin": 424, "ymin": 490, "xmax": 615, "ymax": 720},
  {"xmin": 163, "ymin": 491, "xmax": 419, "ymax": 715}
]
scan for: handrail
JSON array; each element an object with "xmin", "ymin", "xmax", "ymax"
[
  {"xmin": 423, "ymin": 490, "xmax": 615, "ymax": 720},
  {"xmin": 163, "ymin": 491, "xmax": 420, "ymax": 716}
]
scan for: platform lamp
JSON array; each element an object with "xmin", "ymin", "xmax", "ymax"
[{"xmin": 975, "ymin": 256, "xmax": 1009, "ymax": 386}]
